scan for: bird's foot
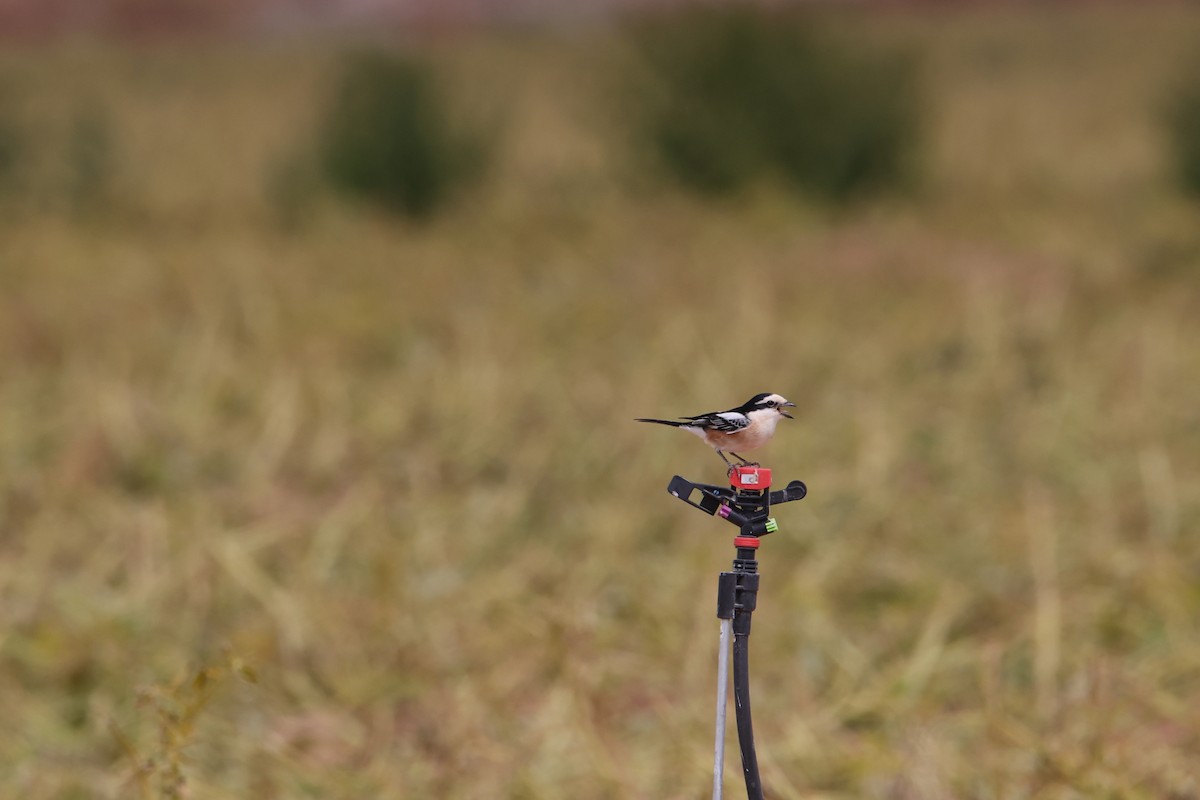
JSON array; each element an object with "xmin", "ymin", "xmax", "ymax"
[
  {"xmin": 730, "ymin": 453, "xmax": 759, "ymax": 468},
  {"xmin": 727, "ymin": 462, "xmax": 760, "ymax": 478}
]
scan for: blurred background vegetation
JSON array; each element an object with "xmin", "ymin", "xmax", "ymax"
[{"xmin": 1, "ymin": 2, "xmax": 1200, "ymax": 798}]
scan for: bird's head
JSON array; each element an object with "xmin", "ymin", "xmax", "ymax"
[{"xmin": 745, "ymin": 392, "xmax": 796, "ymax": 419}]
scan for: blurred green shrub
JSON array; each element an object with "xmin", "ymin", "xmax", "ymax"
[
  {"xmin": 0, "ymin": 93, "xmax": 22, "ymax": 194},
  {"xmin": 67, "ymin": 103, "xmax": 115, "ymax": 214},
  {"xmin": 630, "ymin": 8, "xmax": 921, "ymax": 202},
  {"xmin": 318, "ymin": 51, "xmax": 488, "ymax": 220},
  {"xmin": 1166, "ymin": 64, "xmax": 1200, "ymax": 198},
  {"xmin": 0, "ymin": 90, "xmax": 118, "ymax": 216}
]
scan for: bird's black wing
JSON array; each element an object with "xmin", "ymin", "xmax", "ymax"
[{"xmin": 680, "ymin": 411, "xmax": 750, "ymax": 433}]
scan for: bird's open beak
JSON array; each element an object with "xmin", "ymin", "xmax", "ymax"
[{"xmin": 781, "ymin": 401, "xmax": 796, "ymax": 419}]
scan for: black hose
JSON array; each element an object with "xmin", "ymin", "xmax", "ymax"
[{"xmin": 733, "ymin": 631, "xmax": 764, "ymax": 800}]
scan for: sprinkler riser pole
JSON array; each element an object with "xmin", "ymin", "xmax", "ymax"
[{"xmin": 666, "ymin": 466, "xmax": 807, "ymax": 800}]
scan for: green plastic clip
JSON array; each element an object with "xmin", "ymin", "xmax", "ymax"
[{"xmin": 765, "ymin": 518, "xmax": 778, "ymax": 533}]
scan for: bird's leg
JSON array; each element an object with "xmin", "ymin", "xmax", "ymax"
[
  {"xmin": 716, "ymin": 450, "xmax": 734, "ymax": 468},
  {"xmin": 729, "ymin": 452, "xmax": 759, "ymax": 467}
]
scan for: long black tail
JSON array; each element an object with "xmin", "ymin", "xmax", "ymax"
[{"xmin": 635, "ymin": 418, "xmax": 687, "ymax": 427}]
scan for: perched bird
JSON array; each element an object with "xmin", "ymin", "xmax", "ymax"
[{"xmin": 636, "ymin": 392, "xmax": 796, "ymax": 468}]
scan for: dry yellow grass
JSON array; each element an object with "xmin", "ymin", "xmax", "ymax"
[{"xmin": 2, "ymin": 6, "xmax": 1200, "ymax": 798}]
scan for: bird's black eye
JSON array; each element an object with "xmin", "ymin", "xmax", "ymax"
[{"xmin": 765, "ymin": 400, "xmax": 776, "ymax": 407}]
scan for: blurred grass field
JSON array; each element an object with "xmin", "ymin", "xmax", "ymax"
[{"xmin": 2, "ymin": 5, "xmax": 1200, "ymax": 798}]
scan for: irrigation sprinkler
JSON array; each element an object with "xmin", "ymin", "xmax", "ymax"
[{"xmin": 666, "ymin": 465, "xmax": 807, "ymax": 800}]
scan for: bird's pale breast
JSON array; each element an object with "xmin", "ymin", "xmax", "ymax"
[{"xmin": 702, "ymin": 423, "xmax": 772, "ymax": 451}]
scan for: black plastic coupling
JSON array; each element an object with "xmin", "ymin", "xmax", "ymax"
[
  {"xmin": 717, "ymin": 572, "xmax": 737, "ymax": 620},
  {"xmin": 733, "ymin": 548, "xmax": 760, "ymax": 571},
  {"xmin": 736, "ymin": 573, "xmax": 760, "ymax": 612},
  {"xmin": 733, "ymin": 573, "xmax": 760, "ymax": 635}
]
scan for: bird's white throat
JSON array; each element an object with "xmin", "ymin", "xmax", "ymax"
[{"xmin": 745, "ymin": 408, "xmax": 784, "ymax": 433}]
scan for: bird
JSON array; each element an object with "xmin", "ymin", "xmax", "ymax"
[{"xmin": 636, "ymin": 392, "xmax": 796, "ymax": 468}]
